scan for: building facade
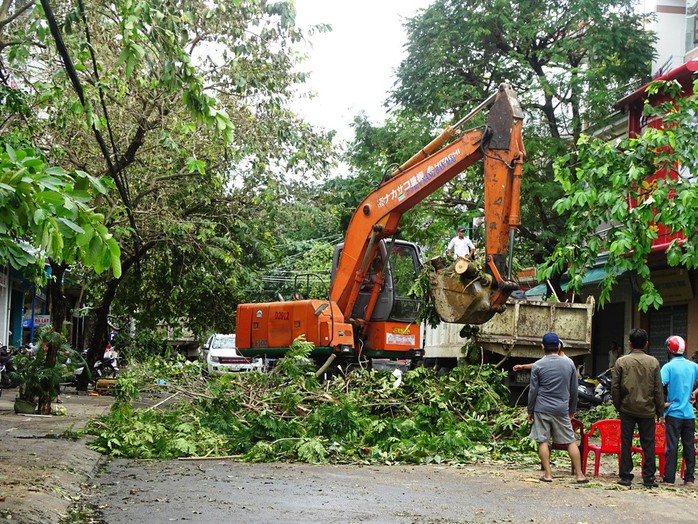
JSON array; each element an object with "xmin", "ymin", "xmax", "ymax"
[
  {"xmin": 555, "ymin": 3, "xmax": 698, "ymax": 374},
  {"xmin": 0, "ymin": 266, "xmax": 33, "ymax": 348}
]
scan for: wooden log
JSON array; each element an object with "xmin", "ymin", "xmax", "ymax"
[{"xmin": 454, "ymin": 258, "xmax": 470, "ymax": 274}]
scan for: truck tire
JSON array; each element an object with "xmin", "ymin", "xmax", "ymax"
[{"xmin": 435, "ymin": 358, "xmax": 457, "ymax": 375}]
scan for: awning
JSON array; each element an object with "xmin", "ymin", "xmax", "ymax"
[
  {"xmin": 524, "ymin": 263, "xmax": 626, "ymax": 298},
  {"xmin": 615, "ymin": 60, "xmax": 698, "ymax": 110}
]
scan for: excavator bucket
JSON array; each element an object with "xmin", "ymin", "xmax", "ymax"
[{"xmin": 428, "ymin": 258, "xmax": 501, "ymax": 325}]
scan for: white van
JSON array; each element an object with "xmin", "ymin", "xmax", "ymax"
[{"xmin": 204, "ymin": 334, "xmax": 264, "ymax": 374}]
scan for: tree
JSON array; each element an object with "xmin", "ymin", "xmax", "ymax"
[
  {"xmin": 1, "ymin": 0, "xmax": 337, "ymax": 370},
  {"xmin": 348, "ymin": 0, "xmax": 654, "ymax": 283},
  {"xmin": 540, "ymin": 80, "xmax": 698, "ymax": 311}
]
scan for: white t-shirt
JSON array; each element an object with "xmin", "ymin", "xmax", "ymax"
[{"xmin": 447, "ymin": 236, "xmax": 475, "ymax": 258}]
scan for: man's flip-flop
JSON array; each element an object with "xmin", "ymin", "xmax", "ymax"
[
  {"xmin": 576, "ymin": 479, "xmax": 589, "ymax": 484},
  {"xmin": 539, "ymin": 477, "xmax": 553, "ymax": 483}
]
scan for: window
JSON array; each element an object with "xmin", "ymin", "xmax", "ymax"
[
  {"xmin": 648, "ymin": 305, "xmax": 688, "ymax": 365},
  {"xmin": 389, "ymin": 246, "xmax": 420, "ymax": 322},
  {"xmin": 687, "ymin": 3, "xmax": 698, "ymax": 54}
]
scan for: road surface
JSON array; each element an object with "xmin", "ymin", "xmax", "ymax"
[{"xmin": 92, "ymin": 459, "xmax": 698, "ymax": 523}]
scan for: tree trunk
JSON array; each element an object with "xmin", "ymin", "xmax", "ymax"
[
  {"xmin": 78, "ymin": 277, "xmax": 120, "ymax": 391},
  {"xmin": 76, "ymin": 242, "xmax": 154, "ymax": 390}
]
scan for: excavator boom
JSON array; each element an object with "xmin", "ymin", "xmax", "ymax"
[{"xmin": 331, "ymin": 84, "xmax": 525, "ymax": 324}]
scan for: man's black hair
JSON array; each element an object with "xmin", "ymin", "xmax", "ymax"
[
  {"xmin": 628, "ymin": 328, "xmax": 648, "ymax": 350},
  {"xmin": 543, "ymin": 346, "xmax": 559, "ymax": 355}
]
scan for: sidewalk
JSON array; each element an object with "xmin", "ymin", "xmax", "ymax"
[{"xmin": 0, "ymin": 387, "xmax": 113, "ymax": 523}]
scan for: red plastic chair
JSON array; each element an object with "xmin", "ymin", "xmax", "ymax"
[
  {"xmin": 548, "ymin": 418, "xmax": 585, "ymax": 474},
  {"xmin": 582, "ymin": 419, "xmax": 622, "ymax": 477},
  {"xmin": 631, "ymin": 422, "xmax": 666, "ymax": 478},
  {"xmin": 679, "ymin": 438, "xmax": 698, "ymax": 478}
]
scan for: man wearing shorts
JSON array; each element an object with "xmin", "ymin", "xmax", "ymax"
[{"xmin": 528, "ymin": 332, "xmax": 588, "ymax": 483}]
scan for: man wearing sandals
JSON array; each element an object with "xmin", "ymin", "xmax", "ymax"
[
  {"xmin": 661, "ymin": 335, "xmax": 698, "ymax": 486},
  {"xmin": 528, "ymin": 332, "xmax": 588, "ymax": 483}
]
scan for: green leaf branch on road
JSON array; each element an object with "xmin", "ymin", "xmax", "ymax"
[{"xmin": 86, "ymin": 348, "xmax": 534, "ymax": 464}]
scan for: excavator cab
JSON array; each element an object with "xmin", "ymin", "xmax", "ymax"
[{"xmin": 331, "ymin": 239, "xmax": 422, "ymax": 325}]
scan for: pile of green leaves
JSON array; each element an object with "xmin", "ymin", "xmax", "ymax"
[{"xmin": 85, "ymin": 341, "xmax": 535, "ymax": 464}]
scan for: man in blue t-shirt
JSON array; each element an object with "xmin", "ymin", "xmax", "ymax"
[{"xmin": 661, "ymin": 335, "xmax": 698, "ymax": 486}]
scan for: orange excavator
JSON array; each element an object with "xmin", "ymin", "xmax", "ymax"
[{"xmin": 236, "ymin": 84, "xmax": 525, "ymax": 366}]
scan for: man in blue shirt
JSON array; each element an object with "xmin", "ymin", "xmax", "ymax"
[{"xmin": 661, "ymin": 335, "xmax": 698, "ymax": 486}]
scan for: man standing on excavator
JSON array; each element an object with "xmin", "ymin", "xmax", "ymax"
[{"xmin": 446, "ymin": 226, "xmax": 476, "ymax": 260}]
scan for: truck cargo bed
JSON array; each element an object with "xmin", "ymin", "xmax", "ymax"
[
  {"xmin": 423, "ymin": 297, "xmax": 595, "ymax": 360},
  {"xmin": 477, "ymin": 298, "xmax": 594, "ymax": 358}
]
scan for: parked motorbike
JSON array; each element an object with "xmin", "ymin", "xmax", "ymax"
[
  {"xmin": 71, "ymin": 349, "xmax": 119, "ymax": 386},
  {"xmin": 578, "ymin": 369, "xmax": 612, "ymax": 408},
  {"xmin": 0, "ymin": 346, "xmax": 20, "ymax": 393}
]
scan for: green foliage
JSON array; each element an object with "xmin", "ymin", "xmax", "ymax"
[
  {"xmin": 85, "ymin": 353, "xmax": 535, "ymax": 465},
  {"xmin": 295, "ymin": 438, "xmax": 329, "ymax": 464},
  {"xmin": 577, "ymin": 403, "xmax": 619, "ymax": 427},
  {"xmin": 346, "ymin": 0, "xmax": 654, "ymax": 271},
  {"xmin": 11, "ymin": 327, "xmax": 78, "ymax": 404},
  {"xmin": 0, "ymin": 0, "xmax": 339, "ymax": 349},
  {"xmin": 540, "ymin": 80, "xmax": 698, "ymax": 311},
  {"xmin": 0, "ymin": 145, "xmax": 120, "ymax": 280},
  {"xmin": 273, "ymin": 336, "xmax": 317, "ymax": 381},
  {"xmin": 409, "ymin": 264, "xmax": 440, "ymax": 328},
  {"xmin": 265, "ymin": 241, "xmax": 335, "ymax": 302},
  {"xmin": 112, "ymin": 329, "xmax": 170, "ymax": 364},
  {"xmin": 308, "ymin": 401, "xmax": 361, "ymax": 442}
]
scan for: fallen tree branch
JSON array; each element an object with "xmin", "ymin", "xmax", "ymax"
[{"xmin": 145, "ymin": 391, "xmax": 180, "ymax": 412}]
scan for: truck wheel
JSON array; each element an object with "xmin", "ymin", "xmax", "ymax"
[
  {"xmin": 409, "ymin": 358, "xmax": 424, "ymax": 370},
  {"xmin": 423, "ymin": 358, "xmax": 437, "ymax": 369},
  {"xmin": 435, "ymin": 358, "xmax": 457, "ymax": 375}
]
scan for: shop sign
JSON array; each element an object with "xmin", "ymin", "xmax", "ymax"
[{"xmin": 23, "ymin": 315, "xmax": 51, "ymax": 329}]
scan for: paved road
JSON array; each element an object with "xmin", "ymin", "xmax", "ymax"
[{"xmin": 92, "ymin": 459, "xmax": 698, "ymax": 523}]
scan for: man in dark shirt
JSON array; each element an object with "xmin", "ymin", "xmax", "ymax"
[
  {"xmin": 611, "ymin": 328, "xmax": 664, "ymax": 487},
  {"xmin": 528, "ymin": 332, "xmax": 587, "ymax": 483}
]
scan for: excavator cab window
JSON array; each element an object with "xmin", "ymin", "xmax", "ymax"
[
  {"xmin": 387, "ymin": 244, "xmax": 421, "ymax": 323},
  {"xmin": 331, "ymin": 240, "xmax": 421, "ymax": 323}
]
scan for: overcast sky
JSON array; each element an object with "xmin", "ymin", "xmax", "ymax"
[{"xmin": 292, "ymin": 0, "xmax": 430, "ymax": 145}]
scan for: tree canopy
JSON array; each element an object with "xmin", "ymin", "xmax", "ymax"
[
  {"xmin": 0, "ymin": 0, "xmax": 338, "ymax": 348},
  {"xmin": 0, "ymin": 145, "xmax": 120, "ymax": 279},
  {"xmin": 348, "ymin": 0, "xmax": 654, "ymax": 272}
]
